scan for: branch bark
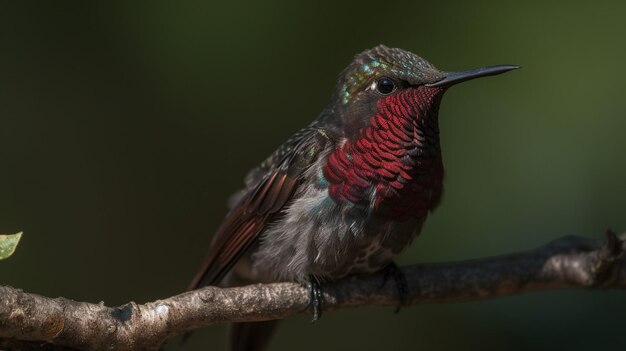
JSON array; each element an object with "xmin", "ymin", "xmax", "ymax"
[{"xmin": 1, "ymin": 233, "xmax": 625, "ymax": 351}]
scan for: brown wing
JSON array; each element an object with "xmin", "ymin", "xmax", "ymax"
[{"xmin": 188, "ymin": 127, "xmax": 329, "ymax": 290}]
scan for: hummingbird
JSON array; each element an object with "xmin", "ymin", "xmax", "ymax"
[{"xmin": 187, "ymin": 45, "xmax": 518, "ymax": 350}]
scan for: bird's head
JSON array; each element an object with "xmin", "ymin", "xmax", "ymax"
[{"xmin": 332, "ymin": 45, "xmax": 518, "ymax": 137}]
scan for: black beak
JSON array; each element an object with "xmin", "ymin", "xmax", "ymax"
[{"xmin": 426, "ymin": 64, "xmax": 520, "ymax": 87}]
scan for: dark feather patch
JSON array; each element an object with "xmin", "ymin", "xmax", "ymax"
[{"xmin": 188, "ymin": 128, "xmax": 331, "ymax": 290}]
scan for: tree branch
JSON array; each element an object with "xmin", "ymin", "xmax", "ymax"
[{"xmin": 1, "ymin": 233, "xmax": 625, "ymax": 351}]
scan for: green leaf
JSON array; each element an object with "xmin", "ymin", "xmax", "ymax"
[{"xmin": 0, "ymin": 232, "xmax": 23, "ymax": 260}]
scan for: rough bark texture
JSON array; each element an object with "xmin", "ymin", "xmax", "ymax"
[{"xmin": 1, "ymin": 233, "xmax": 624, "ymax": 351}]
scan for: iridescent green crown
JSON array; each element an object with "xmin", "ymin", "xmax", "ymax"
[{"xmin": 338, "ymin": 45, "xmax": 442, "ymax": 104}]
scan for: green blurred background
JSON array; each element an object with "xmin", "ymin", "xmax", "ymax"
[{"xmin": 1, "ymin": 1, "xmax": 625, "ymax": 350}]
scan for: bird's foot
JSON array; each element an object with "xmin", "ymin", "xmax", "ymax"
[
  {"xmin": 380, "ymin": 262, "xmax": 408, "ymax": 313},
  {"xmin": 307, "ymin": 276, "xmax": 324, "ymax": 322}
]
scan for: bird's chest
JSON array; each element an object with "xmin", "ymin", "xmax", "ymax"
[
  {"xmin": 322, "ymin": 131, "xmax": 444, "ymax": 222},
  {"xmin": 322, "ymin": 160, "xmax": 443, "ymax": 223},
  {"xmin": 304, "ymin": 194, "xmax": 426, "ymax": 279},
  {"xmin": 251, "ymin": 182, "xmax": 425, "ymax": 282},
  {"xmin": 250, "ymin": 142, "xmax": 439, "ymax": 282}
]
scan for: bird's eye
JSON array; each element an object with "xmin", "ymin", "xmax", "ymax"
[{"xmin": 374, "ymin": 77, "xmax": 396, "ymax": 95}]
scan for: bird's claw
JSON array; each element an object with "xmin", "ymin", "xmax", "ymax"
[
  {"xmin": 307, "ymin": 276, "xmax": 324, "ymax": 322},
  {"xmin": 381, "ymin": 262, "xmax": 409, "ymax": 313}
]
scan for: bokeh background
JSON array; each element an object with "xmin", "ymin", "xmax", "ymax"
[{"xmin": 1, "ymin": 1, "xmax": 626, "ymax": 350}]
